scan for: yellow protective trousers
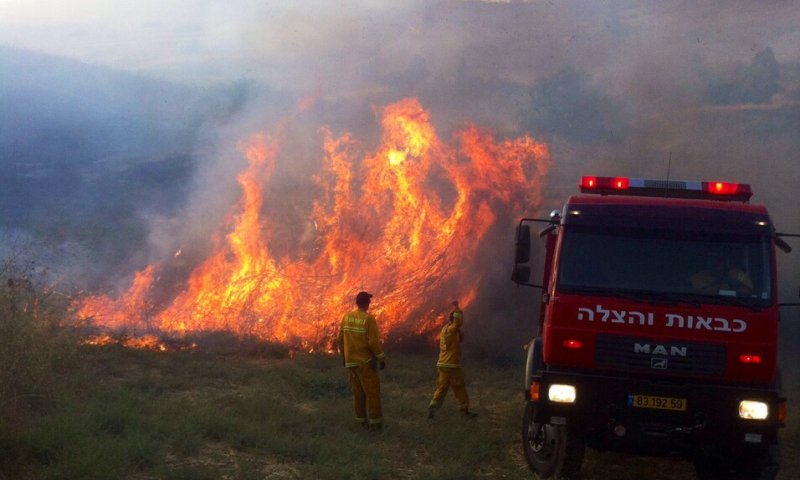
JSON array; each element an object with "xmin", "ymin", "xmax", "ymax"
[
  {"xmin": 348, "ymin": 363, "xmax": 382, "ymax": 426},
  {"xmin": 428, "ymin": 367, "xmax": 469, "ymax": 413}
]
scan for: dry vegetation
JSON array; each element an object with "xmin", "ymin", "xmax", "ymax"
[
  {"xmin": 0, "ymin": 339, "xmax": 797, "ymax": 479},
  {"xmin": 0, "ymin": 255, "xmax": 79, "ymax": 418}
]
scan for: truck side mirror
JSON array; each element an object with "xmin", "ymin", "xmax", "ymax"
[
  {"xmin": 512, "ymin": 265, "xmax": 531, "ymax": 284},
  {"xmin": 515, "ymin": 224, "xmax": 531, "ymax": 264}
]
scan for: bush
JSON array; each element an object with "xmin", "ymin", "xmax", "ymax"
[{"xmin": 0, "ymin": 254, "xmax": 78, "ymax": 415}]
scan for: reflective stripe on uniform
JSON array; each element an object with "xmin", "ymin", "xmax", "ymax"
[
  {"xmin": 436, "ymin": 362, "xmax": 461, "ymax": 368},
  {"xmin": 345, "ymin": 361, "xmax": 369, "ymax": 368},
  {"xmin": 343, "ymin": 326, "xmax": 368, "ymax": 333}
]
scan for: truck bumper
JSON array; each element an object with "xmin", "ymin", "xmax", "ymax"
[{"xmin": 530, "ymin": 369, "xmax": 783, "ymax": 454}]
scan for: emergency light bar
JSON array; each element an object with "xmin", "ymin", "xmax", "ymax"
[{"xmin": 580, "ymin": 176, "xmax": 753, "ymax": 202}]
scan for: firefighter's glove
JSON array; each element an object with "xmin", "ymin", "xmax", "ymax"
[
  {"xmin": 368, "ymin": 357, "xmax": 378, "ymax": 369},
  {"xmin": 379, "ymin": 360, "xmax": 386, "ymax": 371}
]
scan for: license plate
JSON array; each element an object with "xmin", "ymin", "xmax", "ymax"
[{"xmin": 628, "ymin": 394, "xmax": 687, "ymax": 411}]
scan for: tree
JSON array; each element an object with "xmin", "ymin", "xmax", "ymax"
[
  {"xmin": 521, "ymin": 67, "xmax": 624, "ymax": 144},
  {"xmin": 706, "ymin": 47, "xmax": 781, "ymax": 105}
]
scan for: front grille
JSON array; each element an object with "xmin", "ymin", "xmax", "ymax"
[{"xmin": 595, "ymin": 335, "xmax": 726, "ymax": 377}]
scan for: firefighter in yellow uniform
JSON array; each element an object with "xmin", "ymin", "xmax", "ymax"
[
  {"xmin": 427, "ymin": 300, "xmax": 477, "ymax": 418},
  {"xmin": 338, "ymin": 291, "xmax": 386, "ymax": 431},
  {"xmin": 690, "ymin": 252, "xmax": 753, "ymax": 296}
]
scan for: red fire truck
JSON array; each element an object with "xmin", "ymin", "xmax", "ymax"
[{"xmin": 512, "ymin": 176, "xmax": 798, "ymax": 480}]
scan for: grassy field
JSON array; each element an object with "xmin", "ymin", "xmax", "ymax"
[{"xmin": 0, "ymin": 345, "xmax": 797, "ymax": 480}]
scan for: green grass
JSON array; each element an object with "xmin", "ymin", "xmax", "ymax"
[{"xmin": 0, "ymin": 346, "xmax": 797, "ymax": 479}]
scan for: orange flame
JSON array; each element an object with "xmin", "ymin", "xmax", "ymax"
[
  {"xmin": 75, "ymin": 98, "xmax": 550, "ymax": 349},
  {"xmin": 81, "ymin": 333, "xmax": 193, "ymax": 352},
  {"xmin": 77, "ymin": 265, "xmax": 156, "ymax": 332}
]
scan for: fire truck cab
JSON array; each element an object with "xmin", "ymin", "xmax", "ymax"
[{"xmin": 512, "ymin": 176, "xmax": 795, "ymax": 480}]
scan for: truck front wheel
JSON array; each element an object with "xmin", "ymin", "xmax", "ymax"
[{"xmin": 522, "ymin": 402, "xmax": 585, "ymax": 479}]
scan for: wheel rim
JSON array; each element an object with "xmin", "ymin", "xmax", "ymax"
[{"xmin": 527, "ymin": 420, "xmax": 557, "ymax": 460}]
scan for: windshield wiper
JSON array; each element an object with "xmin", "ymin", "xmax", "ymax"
[
  {"xmin": 567, "ymin": 287, "xmax": 648, "ymax": 303},
  {"xmin": 617, "ymin": 290, "xmax": 703, "ymax": 307},
  {"xmin": 678, "ymin": 292, "xmax": 766, "ymax": 311},
  {"xmin": 561, "ymin": 285, "xmax": 766, "ymax": 310},
  {"xmin": 559, "ymin": 286, "xmax": 701, "ymax": 306}
]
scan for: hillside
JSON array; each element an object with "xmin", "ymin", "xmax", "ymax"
[{"xmin": 0, "ymin": 47, "xmax": 256, "ymax": 281}]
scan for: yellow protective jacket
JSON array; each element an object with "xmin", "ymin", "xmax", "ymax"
[
  {"xmin": 338, "ymin": 308, "xmax": 386, "ymax": 368},
  {"xmin": 436, "ymin": 308, "xmax": 463, "ymax": 368},
  {"xmin": 690, "ymin": 268, "xmax": 753, "ymax": 295}
]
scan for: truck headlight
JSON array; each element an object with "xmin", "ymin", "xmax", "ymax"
[
  {"xmin": 739, "ymin": 400, "xmax": 769, "ymax": 420},
  {"xmin": 548, "ymin": 384, "xmax": 576, "ymax": 403}
]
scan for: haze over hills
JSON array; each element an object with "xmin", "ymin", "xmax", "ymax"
[{"xmin": 0, "ymin": 46, "xmax": 273, "ymax": 284}]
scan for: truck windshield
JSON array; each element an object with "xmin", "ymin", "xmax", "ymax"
[{"xmin": 556, "ymin": 227, "xmax": 773, "ymax": 306}]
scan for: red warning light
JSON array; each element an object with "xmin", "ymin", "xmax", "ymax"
[
  {"xmin": 579, "ymin": 174, "xmax": 752, "ymax": 201},
  {"xmin": 563, "ymin": 339, "xmax": 584, "ymax": 349},
  {"xmin": 580, "ymin": 176, "xmax": 598, "ymax": 189},
  {"xmin": 738, "ymin": 354, "xmax": 762, "ymax": 364},
  {"xmin": 706, "ymin": 181, "xmax": 739, "ymax": 195},
  {"xmin": 611, "ymin": 177, "xmax": 630, "ymax": 190},
  {"xmin": 580, "ymin": 176, "xmax": 629, "ymax": 191}
]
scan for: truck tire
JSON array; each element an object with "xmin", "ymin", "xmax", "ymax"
[
  {"xmin": 693, "ymin": 445, "xmax": 779, "ymax": 480},
  {"xmin": 522, "ymin": 401, "xmax": 585, "ymax": 479}
]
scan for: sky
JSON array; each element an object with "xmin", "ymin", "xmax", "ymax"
[{"xmin": 2, "ymin": 0, "xmax": 799, "ymax": 93}]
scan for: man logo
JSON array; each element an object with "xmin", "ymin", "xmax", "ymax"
[
  {"xmin": 634, "ymin": 343, "xmax": 688, "ymax": 357},
  {"xmin": 651, "ymin": 358, "xmax": 668, "ymax": 369}
]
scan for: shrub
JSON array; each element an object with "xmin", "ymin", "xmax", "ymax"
[{"xmin": 0, "ymin": 254, "xmax": 78, "ymax": 415}]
